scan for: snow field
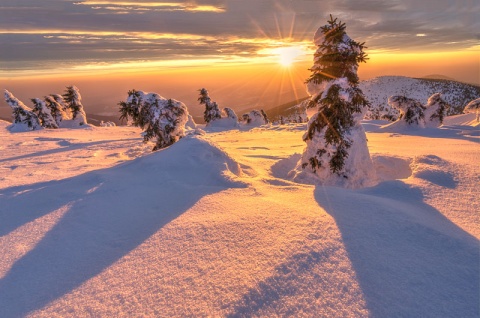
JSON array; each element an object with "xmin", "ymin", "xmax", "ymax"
[{"xmin": 0, "ymin": 116, "xmax": 478, "ymax": 317}]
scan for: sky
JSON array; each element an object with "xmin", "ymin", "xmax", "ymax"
[{"xmin": 1, "ymin": 0, "xmax": 479, "ymax": 118}]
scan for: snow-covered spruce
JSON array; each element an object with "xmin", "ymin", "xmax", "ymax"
[
  {"xmin": 388, "ymin": 96, "xmax": 426, "ymax": 128},
  {"xmin": 424, "ymin": 93, "xmax": 447, "ymax": 127},
  {"xmin": 4, "ymin": 90, "xmax": 42, "ymax": 131},
  {"xmin": 62, "ymin": 86, "xmax": 87, "ymax": 126},
  {"xmin": 198, "ymin": 88, "xmax": 222, "ymax": 125},
  {"xmin": 294, "ymin": 15, "xmax": 375, "ymax": 188},
  {"xmin": 44, "ymin": 95, "xmax": 69, "ymax": 127},
  {"xmin": 31, "ymin": 98, "xmax": 58, "ymax": 129},
  {"xmin": 241, "ymin": 110, "xmax": 269, "ymax": 127},
  {"xmin": 198, "ymin": 88, "xmax": 239, "ymax": 128},
  {"xmin": 464, "ymin": 98, "xmax": 480, "ymax": 122},
  {"xmin": 119, "ymin": 90, "xmax": 188, "ymax": 150},
  {"xmin": 51, "ymin": 93, "xmax": 71, "ymax": 118}
]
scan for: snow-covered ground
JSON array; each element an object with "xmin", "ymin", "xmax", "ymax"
[{"xmin": 0, "ymin": 114, "xmax": 478, "ymax": 317}]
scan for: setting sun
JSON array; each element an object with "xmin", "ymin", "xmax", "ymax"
[{"xmin": 274, "ymin": 46, "xmax": 306, "ymax": 67}]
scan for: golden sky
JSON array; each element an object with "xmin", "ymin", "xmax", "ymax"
[{"xmin": 1, "ymin": 0, "xmax": 478, "ymax": 116}]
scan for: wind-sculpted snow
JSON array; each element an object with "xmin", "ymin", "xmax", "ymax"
[
  {"xmin": 0, "ymin": 120, "xmax": 478, "ymax": 317},
  {"xmin": 0, "ymin": 136, "xmax": 245, "ymax": 317}
]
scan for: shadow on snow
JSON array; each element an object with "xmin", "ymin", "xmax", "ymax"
[
  {"xmin": 227, "ymin": 180, "xmax": 478, "ymax": 317},
  {"xmin": 0, "ymin": 137, "xmax": 245, "ymax": 317},
  {"xmin": 315, "ymin": 180, "xmax": 479, "ymax": 317}
]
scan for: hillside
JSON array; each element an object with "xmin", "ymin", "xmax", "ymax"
[
  {"xmin": 260, "ymin": 76, "xmax": 480, "ymax": 122},
  {"xmin": 361, "ymin": 76, "xmax": 480, "ymax": 120},
  {"xmin": 0, "ymin": 115, "xmax": 478, "ymax": 317}
]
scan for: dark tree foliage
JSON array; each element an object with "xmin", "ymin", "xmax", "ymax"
[
  {"xmin": 303, "ymin": 15, "xmax": 369, "ymax": 174},
  {"xmin": 119, "ymin": 90, "xmax": 187, "ymax": 151},
  {"xmin": 427, "ymin": 93, "xmax": 447, "ymax": 124},
  {"xmin": 31, "ymin": 98, "xmax": 58, "ymax": 129},
  {"xmin": 62, "ymin": 86, "xmax": 86, "ymax": 125},
  {"xmin": 198, "ymin": 88, "xmax": 221, "ymax": 124},
  {"xmin": 389, "ymin": 95, "xmax": 426, "ymax": 125}
]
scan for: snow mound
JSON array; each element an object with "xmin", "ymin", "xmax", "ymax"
[
  {"xmin": 443, "ymin": 113, "xmax": 479, "ymax": 127},
  {"xmin": 410, "ymin": 155, "xmax": 457, "ymax": 188},
  {"xmin": 0, "ymin": 136, "xmax": 246, "ymax": 317},
  {"xmin": 371, "ymin": 155, "xmax": 412, "ymax": 181}
]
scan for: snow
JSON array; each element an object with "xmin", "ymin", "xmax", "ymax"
[{"xmin": 0, "ymin": 115, "xmax": 478, "ymax": 317}]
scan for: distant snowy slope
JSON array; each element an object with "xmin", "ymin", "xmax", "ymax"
[
  {"xmin": 266, "ymin": 76, "xmax": 479, "ymax": 122},
  {"xmin": 361, "ymin": 76, "xmax": 480, "ymax": 119}
]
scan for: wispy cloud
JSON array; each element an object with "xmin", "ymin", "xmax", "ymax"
[
  {"xmin": 0, "ymin": 0, "xmax": 478, "ymax": 75},
  {"xmin": 74, "ymin": 1, "xmax": 226, "ymax": 13}
]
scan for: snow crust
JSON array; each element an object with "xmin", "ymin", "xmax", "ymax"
[{"xmin": 0, "ymin": 117, "xmax": 478, "ymax": 317}]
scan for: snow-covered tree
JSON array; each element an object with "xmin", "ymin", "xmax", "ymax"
[
  {"xmin": 44, "ymin": 95, "xmax": 69, "ymax": 126},
  {"xmin": 31, "ymin": 98, "xmax": 58, "ymax": 129},
  {"xmin": 119, "ymin": 90, "xmax": 189, "ymax": 150},
  {"xmin": 4, "ymin": 90, "xmax": 42, "ymax": 131},
  {"xmin": 223, "ymin": 107, "xmax": 238, "ymax": 121},
  {"xmin": 261, "ymin": 109, "xmax": 269, "ymax": 123},
  {"xmin": 51, "ymin": 93, "xmax": 71, "ymax": 117},
  {"xmin": 62, "ymin": 86, "xmax": 87, "ymax": 126},
  {"xmin": 388, "ymin": 96, "xmax": 426, "ymax": 127},
  {"xmin": 464, "ymin": 97, "xmax": 480, "ymax": 122},
  {"xmin": 424, "ymin": 93, "xmax": 447, "ymax": 127},
  {"xmin": 296, "ymin": 15, "xmax": 374, "ymax": 187},
  {"xmin": 242, "ymin": 110, "xmax": 269, "ymax": 126},
  {"xmin": 198, "ymin": 88, "xmax": 221, "ymax": 125}
]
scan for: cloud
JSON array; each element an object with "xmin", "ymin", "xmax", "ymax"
[
  {"xmin": 74, "ymin": 1, "xmax": 226, "ymax": 13},
  {"xmin": 0, "ymin": 0, "xmax": 478, "ymax": 74}
]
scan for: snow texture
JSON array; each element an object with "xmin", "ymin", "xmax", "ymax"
[{"xmin": 0, "ymin": 117, "xmax": 478, "ymax": 317}]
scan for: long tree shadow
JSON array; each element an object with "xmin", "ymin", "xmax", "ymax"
[
  {"xmin": 0, "ymin": 138, "xmax": 141, "ymax": 163},
  {"xmin": 314, "ymin": 180, "xmax": 479, "ymax": 317},
  {"xmin": 0, "ymin": 137, "xmax": 245, "ymax": 317}
]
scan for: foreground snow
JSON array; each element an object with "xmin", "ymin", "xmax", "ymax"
[{"xmin": 0, "ymin": 117, "xmax": 478, "ymax": 317}]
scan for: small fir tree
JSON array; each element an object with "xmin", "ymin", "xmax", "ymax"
[
  {"xmin": 119, "ymin": 90, "xmax": 189, "ymax": 151},
  {"xmin": 424, "ymin": 93, "xmax": 447, "ymax": 127},
  {"xmin": 44, "ymin": 95, "xmax": 68, "ymax": 126},
  {"xmin": 4, "ymin": 90, "xmax": 41, "ymax": 131},
  {"xmin": 241, "ymin": 110, "xmax": 268, "ymax": 126},
  {"xmin": 260, "ymin": 109, "xmax": 269, "ymax": 123},
  {"xmin": 388, "ymin": 96, "xmax": 426, "ymax": 126},
  {"xmin": 51, "ymin": 93, "xmax": 71, "ymax": 117},
  {"xmin": 62, "ymin": 86, "xmax": 87, "ymax": 125},
  {"xmin": 298, "ymin": 15, "xmax": 374, "ymax": 187},
  {"xmin": 223, "ymin": 107, "xmax": 238, "ymax": 121},
  {"xmin": 31, "ymin": 98, "xmax": 58, "ymax": 129},
  {"xmin": 198, "ymin": 88, "xmax": 221, "ymax": 124},
  {"xmin": 464, "ymin": 97, "xmax": 480, "ymax": 122}
]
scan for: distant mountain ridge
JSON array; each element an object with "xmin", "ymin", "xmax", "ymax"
[
  {"xmin": 361, "ymin": 76, "xmax": 480, "ymax": 120},
  {"xmin": 267, "ymin": 76, "xmax": 480, "ymax": 121}
]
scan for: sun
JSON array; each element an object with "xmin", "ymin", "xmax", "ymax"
[{"xmin": 276, "ymin": 46, "xmax": 305, "ymax": 67}]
